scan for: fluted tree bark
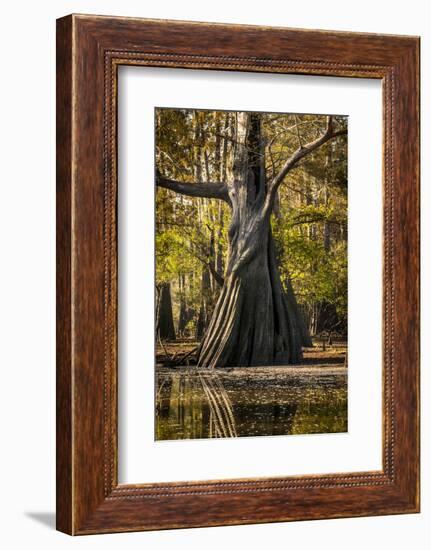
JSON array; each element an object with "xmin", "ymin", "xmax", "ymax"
[{"xmin": 156, "ymin": 113, "xmax": 345, "ymax": 368}]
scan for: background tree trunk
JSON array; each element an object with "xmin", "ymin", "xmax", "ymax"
[
  {"xmin": 196, "ymin": 266, "xmax": 212, "ymax": 340},
  {"xmin": 156, "ymin": 282, "xmax": 176, "ymax": 340}
]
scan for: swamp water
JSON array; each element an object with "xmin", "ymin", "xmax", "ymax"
[{"xmin": 156, "ymin": 366, "xmax": 347, "ymax": 440}]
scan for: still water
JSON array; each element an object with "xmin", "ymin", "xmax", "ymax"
[{"xmin": 156, "ymin": 367, "xmax": 347, "ymax": 440}]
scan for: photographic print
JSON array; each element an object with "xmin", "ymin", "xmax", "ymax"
[
  {"xmin": 155, "ymin": 108, "xmax": 348, "ymax": 441},
  {"xmin": 56, "ymin": 16, "xmax": 420, "ymax": 533}
]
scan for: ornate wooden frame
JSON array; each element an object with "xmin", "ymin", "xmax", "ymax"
[{"xmin": 56, "ymin": 14, "xmax": 420, "ymax": 534}]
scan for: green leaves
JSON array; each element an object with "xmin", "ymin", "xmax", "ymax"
[
  {"xmin": 272, "ymin": 180, "xmax": 348, "ymax": 325},
  {"xmin": 155, "ymin": 108, "xmax": 348, "ymax": 335}
]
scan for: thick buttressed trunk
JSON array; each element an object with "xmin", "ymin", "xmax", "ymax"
[
  {"xmin": 197, "ymin": 227, "xmax": 306, "ymax": 368},
  {"xmin": 197, "ymin": 113, "xmax": 310, "ymax": 368}
]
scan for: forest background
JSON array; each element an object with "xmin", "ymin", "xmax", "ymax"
[{"xmin": 155, "ymin": 108, "xmax": 348, "ymax": 358}]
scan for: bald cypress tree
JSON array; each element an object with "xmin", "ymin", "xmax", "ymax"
[{"xmin": 157, "ymin": 113, "xmax": 346, "ymax": 367}]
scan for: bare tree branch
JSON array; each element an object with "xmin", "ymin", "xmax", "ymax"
[
  {"xmin": 263, "ymin": 116, "xmax": 347, "ymax": 215},
  {"xmin": 184, "ymin": 242, "xmax": 225, "ymax": 287},
  {"xmin": 156, "ymin": 173, "xmax": 230, "ymax": 203},
  {"xmin": 207, "ymin": 263, "xmax": 225, "ymax": 287}
]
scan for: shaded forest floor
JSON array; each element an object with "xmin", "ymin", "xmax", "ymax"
[{"xmin": 156, "ymin": 338, "xmax": 347, "ymax": 371}]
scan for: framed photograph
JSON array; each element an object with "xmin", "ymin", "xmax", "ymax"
[{"xmin": 56, "ymin": 14, "xmax": 420, "ymax": 534}]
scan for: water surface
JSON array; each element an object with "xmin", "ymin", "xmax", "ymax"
[{"xmin": 156, "ymin": 366, "xmax": 347, "ymax": 440}]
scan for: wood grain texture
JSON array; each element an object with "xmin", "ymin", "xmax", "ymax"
[
  {"xmin": 56, "ymin": 16, "xmax": 73, "ymax": 535},
  {"xmin": 56, "ymin": 14, "xmax": 420, "ymax": 535}
]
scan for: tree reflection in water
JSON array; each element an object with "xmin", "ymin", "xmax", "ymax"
[{"xmin": 156, "ymin": 367, "xmax": 347, "ymax": 441}]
